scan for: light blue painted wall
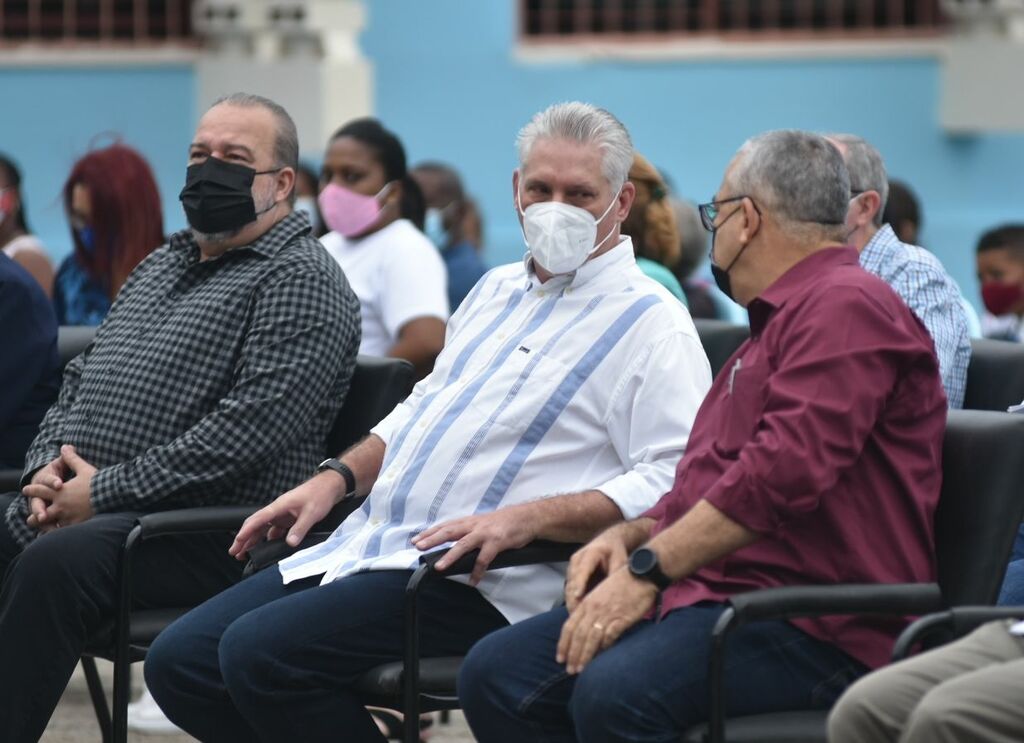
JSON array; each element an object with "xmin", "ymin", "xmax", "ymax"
[
  {"xmin": 0, "ymin": 64, "xmax": 194, "ymax": 264},
  {"xmin": 361, "ymin": 0, "xmax": 1024, "ymax": 310}
]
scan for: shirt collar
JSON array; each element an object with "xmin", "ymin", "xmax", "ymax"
[
  {"xmin": 859, "ymin": 223, "xmax": 900, "ymax": 272},
  {"xmin": 747, "ymin": 246, "xmax": 860, "ymax": 335},
  {"xmin": 523, "ymin": 237, "xmax": 637, "ymax": 291},
  {"xmin": 169, "ymin": 210, "xmax": 311, "ymax": 263}
]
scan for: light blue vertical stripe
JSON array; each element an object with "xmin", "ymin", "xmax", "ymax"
[
  {"xmin": 474, "ymin": 294, "xmax": 662, "ymax": 513},
  {"xmin": 379, "ymin": 286, "xmax": 527, "ymax": 474},
  {"xmin": 419, "ymin": 295, "xmax": 606, "ymax": 527},
  {"xmin": 358, "ymin": 290, "xmax": 564, "ymax": 560}
]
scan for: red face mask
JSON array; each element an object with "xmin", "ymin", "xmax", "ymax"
[{"xmin": 981, "ymin": 281, "xmax": 1024, "ymax": 316}]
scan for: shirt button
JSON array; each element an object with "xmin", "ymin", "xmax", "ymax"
[
  {"xmin": 370, "ymin": 517, "xmax": 382, "ymax": 526},
  {"xmin": 536, "ymin": 290, "xmax": 546, "ymax": 297}
]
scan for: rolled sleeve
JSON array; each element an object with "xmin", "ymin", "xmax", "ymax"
[{"xmin": 600, "ymin": 330, "xmax": 711, "ymax": 519}]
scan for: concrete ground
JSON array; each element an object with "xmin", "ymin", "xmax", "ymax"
[{"xmin": 41, "ymin": 660, "xmax": 475, "ymax": 742}]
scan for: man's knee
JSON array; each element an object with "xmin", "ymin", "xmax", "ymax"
[
  {"xmin": 218, "ymin": 610, "xmax": 286, "ymax": 700},
  {"xmin": 569, "ymin": 656, "xmax": 667, "ymax": 742},
  {"xmin": 828, "ymin": 679, "xmax": 885, "ymax": 743},
  {"xmin": 902, "ymin": 683, "xmax": 983, "ymax": 742},
  {"xmin": 458, "ymin": 629, "xmax": 517, "ymax": 717}
]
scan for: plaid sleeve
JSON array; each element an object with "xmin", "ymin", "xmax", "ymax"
[
  {"xmin": 21, "ymin": 341, "xmax": 91, "ymax": 486},
  {"xmin": 88, "ymin": 266, "xmax": 359, "ymax": 512}
]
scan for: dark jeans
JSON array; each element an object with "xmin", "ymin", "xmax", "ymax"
[
  {"xmin": 0, "ymin": 492, "xmax": 244, "ymax": 743},
  {"xmin": 997, "ymin": 523, "xmax": 1024, "ymax": 605},
  {"xmin": 459, "ymin": 603, "xmax": 868, "ymax": 743},
  {"xmin": 146, "ymin": 566, "xmax": 509, "ymax": 743}
]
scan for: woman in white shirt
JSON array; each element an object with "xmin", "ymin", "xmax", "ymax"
[
  {"xmin": 318, "ymin": 119, "xmax": 448, "ymax": 379},
  {"xmin": 0, "ymin": 155, "xmax": 54, "ymax": 297}
]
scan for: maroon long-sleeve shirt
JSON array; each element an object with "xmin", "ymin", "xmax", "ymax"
[{"xmin": 644, "ymin": 247, "xmax": 946, "ymax": 669}]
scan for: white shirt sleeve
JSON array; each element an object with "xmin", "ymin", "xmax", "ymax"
[
  {"xmin": 379, "ymin": 231, "xmax": 450, "ymax": 339},
  {"xmin": 596, "ymin": 329, "xmax": 712, "ymax": 519}
]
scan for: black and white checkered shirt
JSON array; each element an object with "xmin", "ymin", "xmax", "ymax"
[{"xmin": 6, "ymin": 211, "xmax": 360, "ymax": 547}]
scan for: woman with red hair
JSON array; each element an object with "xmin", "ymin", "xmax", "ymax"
[{"xmin": 53, "ymin": 143, "xmax": 164, "ymax": 325}]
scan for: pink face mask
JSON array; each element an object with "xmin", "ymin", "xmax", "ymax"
[{"xmin": 318, "ymin": 182, "xmax": 392, "ymax": 238}]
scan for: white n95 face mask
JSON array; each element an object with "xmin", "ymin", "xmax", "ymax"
[{"xmin": 518, "ymin": 187, "xmax": 621, "ymax": 275}]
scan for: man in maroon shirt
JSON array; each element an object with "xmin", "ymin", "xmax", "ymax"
[{"xmin": 458, "ymin": 130, "xmax": 946, "ymax": 742}]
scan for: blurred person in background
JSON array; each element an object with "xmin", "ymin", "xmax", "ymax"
[
  {"xmin": 461, "ymin": 195, "xmax": 485, "ymax": 252},
  {"xmin": 411, "ymin": 161, "xmax": 488, "ymax": 311},
  {"xmin": 621, "ymin": 153, "xmax": 686, "ymax": 303},
  {"xmin": 829, "ymin": 134, "xmax": 971, "ymax": 408},
  {"xmin": 0, "ymin": 253, "xmax": 59, "ymax": 470},
  {"xmin": 882, "ymin": 179, "xmax": 921, "ymax": 246},
  {"xmin": 0, "ymin": 154, "xmax": 54, "ymax": 296},
  {"xmin": 294, "ymin": 162, "xmax": 325, "ymax": 237},
  {"xmin": 318, "ymin": 119, "xmax": 448, "ymax": 378},
  {"xmin": 669, "ymin": 197, "xmax": 724, "ymax": 320},
  {"xmin": 53, "ymin": 143, "xmax": 164, "ymax": 326},
  {"xmin": 976, "ymin": 225, "xmax": 1024, "ymax": 343}
]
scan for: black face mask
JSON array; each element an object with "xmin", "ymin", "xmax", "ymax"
[
  {"xmin": 179, "ymin": 157, "xmax": 279, "ymax": 234},
  {"xmin": 709, "ymin": 221, "xmax": 752, "ymax": 303}
]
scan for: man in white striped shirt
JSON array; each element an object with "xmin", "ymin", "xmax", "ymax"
[{"xmin": 146, "ymin": 101, "xmax": 712, "ymax": 742}]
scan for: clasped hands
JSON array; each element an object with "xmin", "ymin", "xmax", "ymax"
[{"xmin": 22, "ymin": 445, "xmax": 96, "ymax": 533}]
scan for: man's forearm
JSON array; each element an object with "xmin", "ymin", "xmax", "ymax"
[
  {"xmin": 645, "ymin": 499, "xmax": 758, "ymax": 581},
  {"xmin": 338, "ymin": 434, "xmax": 386, "ymax": 499},
  {"xmin": 520, "ymin": 490, "xmax": 625, "ymax": 543}
]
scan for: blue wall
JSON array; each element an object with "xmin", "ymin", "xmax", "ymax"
[
  {"xmin": 0, "ymin": 64, "xmax": 194, "ymax": 263},
  {"xmin": 362, "ymin": 0, "xmax": 1024, "ymax": 309}
]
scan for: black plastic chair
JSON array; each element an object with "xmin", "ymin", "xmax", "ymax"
[
  {"xmin": 354, "ymin": 541, "xmax": 581, "ymax": 743},
  {"xmin": 692, "ymin": 319, "xmax": 750, "ymax": 379},
  {"xmin": 962, "ymin": 337, "xmax": 1024, "ymax": 411},
  {"xmin": 0, "ymin": 325, "xmax": 97, "ymax": 492},
  {"xmin": 681, "ymin": 409, "xmax": 1024, "ymax": 743},
  {"xmin": 891, "ymin": 605, "xmax": 1024, "ymax": 662},
  {"xmin": 79, "ymin": 355, "xmax": 414, "ymax": 743}
]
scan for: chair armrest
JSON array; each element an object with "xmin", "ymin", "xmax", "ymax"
[
  {"xmin": 705, "ymin": 582, "xmax": 942, "ymax": 743},
  {"xmin": 418, "ymin": 539, "xmax": 582, "ymax": 576},
  {"xmin": 725, "ymin": 583, "xmax": 943, "ymax": 624},
  {"xmin": 892, "ymin": 605, "xmax": 1024, "ymax": 661},
  {"xmin": 133, "ymin": 506, "xmax": 260, "ymax": 539}
]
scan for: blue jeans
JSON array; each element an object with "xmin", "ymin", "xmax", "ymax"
[
  {"xmin": 459, "ymin": 603, "xmax": 867, "ymax": 743},
  {"xmin": 997, "ymin": 523, "xmax": 1024, "ymax": 605},
  {"xmin": 146, "ymin": 566, "xmax": 507, "ymax": 743}
]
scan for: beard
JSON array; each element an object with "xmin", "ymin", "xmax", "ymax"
[{"xmin": 191, "ymin": 182, "xmax": 277, "ymax": 243}]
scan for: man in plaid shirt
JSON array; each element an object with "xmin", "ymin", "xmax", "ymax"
[{"xmin": 0, "ymin": 93, "xmax": 360, "ymax": 741}]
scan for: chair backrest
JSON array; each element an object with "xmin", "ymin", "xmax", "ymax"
[
  {"xmin": 963, "ymin": 338, "xmax": 1024, "ymax": 411},
  {"xmin": 58, "ymin": 325, "xmax": 97, "ymax": 373},
  {"xmin": 325, "ymin": 355, "xmax": 415, "ymax": 457},
  {"xmin": 935, "ymin": 409, "xmax": 1024, "ymax": 606},
  {"xmin": 693, "ymin": 319, "xmax": 750, "ymax": 379}
]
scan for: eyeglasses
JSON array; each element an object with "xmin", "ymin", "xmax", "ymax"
[{"xmin": 698, "ymin": 195, "xmax": 755, "ymax": 233}]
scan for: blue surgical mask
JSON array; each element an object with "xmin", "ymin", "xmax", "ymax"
[
  {"xmin": 76, "ymin": 225, "xmax": 97, "ymax": 254},
  {"xmin": 424, "ymin": 207, "xmax": 448, "ymax": 249}
]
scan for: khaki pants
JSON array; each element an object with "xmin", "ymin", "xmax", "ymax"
[{"xmin": 828, "ymin": 619, "xmax": 1024, "ymax": 743}]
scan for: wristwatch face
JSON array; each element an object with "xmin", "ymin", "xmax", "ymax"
[{"xmin": 631, "ymin": 547, "xmax": 658, "ymax": 576}]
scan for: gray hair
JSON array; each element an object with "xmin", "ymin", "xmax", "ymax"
[
  {"xmin": 517, "ymin": 102, "xmax": 633, "ymax": 191},
  {"xmin": 210, "ymin": 92, "xmax": 299, "ymax": 174},
  {"xmin": 827, "ymin": 133, "xmax": 889, "ymax": 227},
  {"xmin": 730, "ymin": 130, "xmax": 850, "ymax": 236}
]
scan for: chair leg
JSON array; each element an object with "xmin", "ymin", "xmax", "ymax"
[
  {"xmin": 111, "ymin": 654, "xmax": 132, "ymax": 743},
  {"xmin": 81, "ymin": 657, "xmax": 113, "ymax": 743}
]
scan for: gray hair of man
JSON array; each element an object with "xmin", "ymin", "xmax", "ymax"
[
  {"xmin": 210, "ymin": 92, "xmax": 299, "ymax": 203},
  {"xmin": 729, "ymin": 130, "xmax": 851, "ymax": 242},
  {"xmin": 516, "ymin": 102, "xmax": 634, "ymax": 191},
  {"xmin": 826, "ymin": 133, "xmax": 889, "ymax": 227}
]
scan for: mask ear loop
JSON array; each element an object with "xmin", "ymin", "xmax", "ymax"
[{"xmin": 590, "ymin": 185, "xmax": 624, "ymax": 255}]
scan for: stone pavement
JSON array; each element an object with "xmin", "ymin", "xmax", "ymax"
[{"xmin": 41, "ymin": 660, "xmax": 475, "ymax": 742}]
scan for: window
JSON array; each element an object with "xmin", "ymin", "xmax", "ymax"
[
  {"xmin": 0, "ymin": 0, "xmax": 195, "ymax": 43},
  {"xmin": 520, "ymin": 0, "xmax": 947, "ymax": 40}
]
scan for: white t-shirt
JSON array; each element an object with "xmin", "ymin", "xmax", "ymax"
[
  {"xmin": 320, "ymin": 219, "xmax": 449, "ymax": 356},
  {"xmin": 2, "ymin": 234, "xmax": 47, "ymax": 259}
]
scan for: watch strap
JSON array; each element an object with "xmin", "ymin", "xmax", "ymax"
[{"xmin": 317, "ymin": 458, "xmax": 356, "ymax": 497}]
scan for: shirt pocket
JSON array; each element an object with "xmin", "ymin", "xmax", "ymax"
[
  {"xmin": 468, "ymin": 347, "xmax": 573, "ymax": 432},
  {"xmin": 713, "ymin": 351, "xmax": 771, "ymax": 456}
]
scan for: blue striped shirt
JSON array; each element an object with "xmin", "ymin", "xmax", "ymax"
[
  {"xmin": 279, "ymin": 239, "xmax": 712, "ymax": 623},
  {"xmin": 860, "ymin": 225, "xmax": 971, "ymax": 408}
]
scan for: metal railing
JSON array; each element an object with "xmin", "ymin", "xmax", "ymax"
[
  {"xmin": 520, "ymin": 0, "xmax": 948, "ymax": 40},
  {"xmin": 0, "ymin": 0, "xmax": 194, "ymax": 44}
]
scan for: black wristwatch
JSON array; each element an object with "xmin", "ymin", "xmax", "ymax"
[
  {"xmin": 315, "ymin": 458, "xmax": 356, "ymax": 498},
  {"xmin": 628, "ymin": 547, "xmax": 672, "ymax": 590}
]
